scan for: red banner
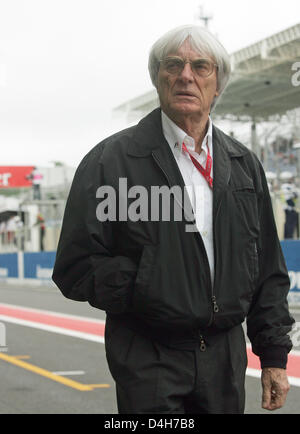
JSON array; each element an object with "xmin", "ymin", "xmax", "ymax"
[{"xmin": 0, "ymin": 166, "xmax": 35, "ymax": 188}]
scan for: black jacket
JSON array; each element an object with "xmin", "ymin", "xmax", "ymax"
[{"xmin": 52, "ymin": 108, "xmax": 294, "ymax": 368}]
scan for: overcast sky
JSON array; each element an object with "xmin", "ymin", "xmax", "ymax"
[{"xmin": 1, "ymin": 0, "xmax": 299, "ymax": 167}]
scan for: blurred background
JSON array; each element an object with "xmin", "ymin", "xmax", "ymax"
[{"xmin": 0, "ymin": 0, "xmax": 299, "ymax": 301}]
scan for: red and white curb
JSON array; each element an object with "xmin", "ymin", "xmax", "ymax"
[
  {"xmin": 0, "ymin": 303, "xmax": 299, "ymax": 387},
  {"xmin": 0, "ymin": 303, "xmax": 105, "ymax": 343}
]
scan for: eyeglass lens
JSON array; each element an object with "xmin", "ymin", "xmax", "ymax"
[{"xmin": 162, "ymin": 57, "xmax": 214, "ymax": 77}]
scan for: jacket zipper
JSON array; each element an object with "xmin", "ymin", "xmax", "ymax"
[
  {"xmin": 194, "ymin": 231, "xmax": 218, "ymax": 325},
  {"xmin": 199, "ymin": 335, "xmax": 206, "ymax": 352},
  {"xmin": 152, "ymin": 151, "xmax": 218, "ymax": 325},
  {"xmin": 206, "ymin": 171, "xmax": 230, "ymax": 326},
  {"xmin": 206, "ymin": 198, "xmax": 222, "ymax": 327}
]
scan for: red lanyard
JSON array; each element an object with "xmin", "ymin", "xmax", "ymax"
[{"xmin": 182, "ymin": 138, "xmax": 213, "ymax": 188}]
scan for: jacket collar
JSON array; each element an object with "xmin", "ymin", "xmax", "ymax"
[
  {"xmin": 127, "ymin": 108, "xmax": 165, "ymax": 157},
  {"xmin": 127, "ymin": 108, "xmax": 248, "ymax": 159},
  {"xmin": 212, "ymin": 125, "xmax": 248, "ymax": 158}
]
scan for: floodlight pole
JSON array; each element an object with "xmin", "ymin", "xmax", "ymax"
[{"xmin": 197, "ymin": 5, "xmax": 213, "ymax": 28}]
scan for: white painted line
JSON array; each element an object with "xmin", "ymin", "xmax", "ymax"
[
  {"xmin": 52, "ymin": 371, "xmax": 85, "ymax": 376},
  {"xmin": 246, "ymin": 368, "xmax": 261, "ymax": 379},
  {"xmin": 0, "ymin": 303, "xmax": 105, "ymax": 325},
  {"xmin": 287, "ymin": 376, "xmax": 300, "ymax": 387},
  {"xmin": 0, "ymin": 315, "xmax": 104, "ymax": 344}
]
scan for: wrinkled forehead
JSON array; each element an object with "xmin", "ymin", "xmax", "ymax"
[{"xmin": 162, "ymin": 36, "xmax": 214, "ymax": 60}]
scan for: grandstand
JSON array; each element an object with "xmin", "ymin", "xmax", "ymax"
[{"xmin": 114, "ymin": 23, "xmax": 300, "ymax": 122}]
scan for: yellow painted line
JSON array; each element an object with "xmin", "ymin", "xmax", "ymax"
[
  {"xmin": 0, "ymin": 353, "xmax": 109, "ymax": 391},
  {"xmin": 87, "ymin": 384, "xmax": 110, "ymax": 389},
  {"xmin": 13, "ymin": 355, "xmax": 31, "ymax": 360}
]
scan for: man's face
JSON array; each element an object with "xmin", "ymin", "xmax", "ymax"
[{"xmin": 157, "ymin": 40, "xmax": 219, "ymax": 120}]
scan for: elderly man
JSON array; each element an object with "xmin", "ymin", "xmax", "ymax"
[{"xmin": 53, "ymin": 25, "xmax": 294, "ymax": 414}]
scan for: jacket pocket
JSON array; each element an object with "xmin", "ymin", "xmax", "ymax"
[
  {"xmin": 232, "ymin": 188, "xmax": 260, "ymax": 237},
  {"xmin": 132, "ymin": 244, "xmax": 158, "ymax": 309}
]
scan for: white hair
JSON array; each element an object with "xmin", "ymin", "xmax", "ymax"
[{"xmin": 148, "ymin": 24, "xmax": 231, "ymax": 110}]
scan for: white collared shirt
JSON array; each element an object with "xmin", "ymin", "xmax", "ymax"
[{"xmin": 161, "ymin": 110, "xmax": 215, "ymax": 287}]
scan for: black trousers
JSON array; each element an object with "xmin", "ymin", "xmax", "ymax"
[{"xmin": 105, "ymin": 318, "xmax": 247, "ymax": 414}]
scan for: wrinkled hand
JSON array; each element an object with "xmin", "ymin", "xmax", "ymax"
[{"xmin": 261, "ymin": 367, "xmax": 290, "ymax": 411}]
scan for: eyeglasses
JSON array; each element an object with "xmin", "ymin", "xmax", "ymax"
[{"xmin": 159, "ymin": 56, "xmax": 218, "ymax": 78}]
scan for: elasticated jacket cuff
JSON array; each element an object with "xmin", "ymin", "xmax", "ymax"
[{"xmin": 258, "ymin": 346, "xmax": 288, "ymax": 369}]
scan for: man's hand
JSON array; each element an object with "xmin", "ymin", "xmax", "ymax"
[{"xmin": 261, "ymin": 367, "xmax": 290, "ymax": 411}]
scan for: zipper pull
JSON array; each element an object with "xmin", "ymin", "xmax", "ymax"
[
  {"xmin": 199, "ymin": 335, "xmax": 206, "ymax": 352},
  {"xmin": 212, "ymin": 296, "xmax": 219, "ymax": 313}
]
